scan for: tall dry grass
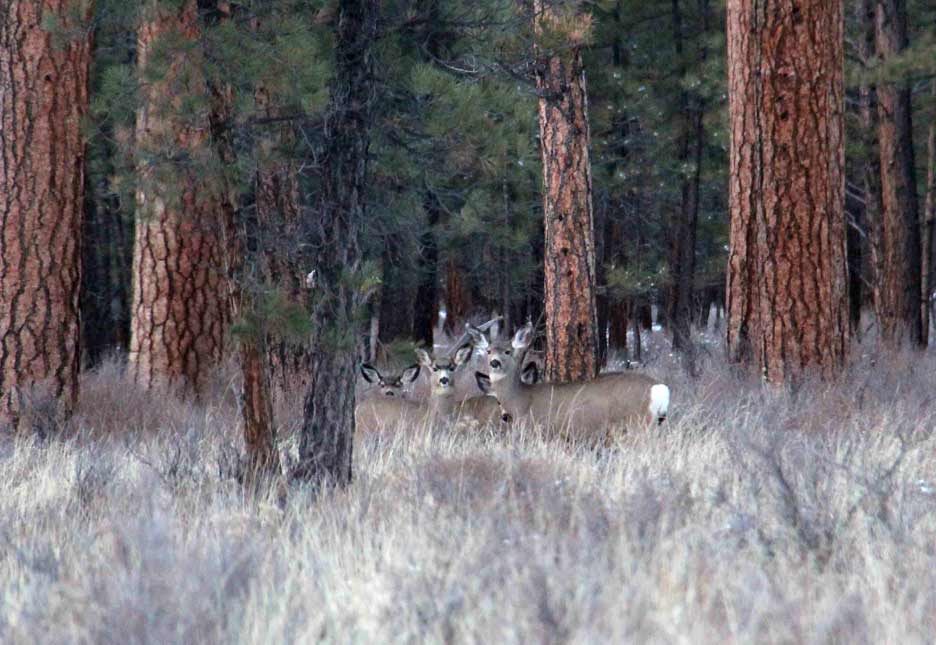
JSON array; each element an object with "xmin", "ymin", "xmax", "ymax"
[{"xmin": 1, "ymin": 338, "xmax": 935, "ymax": 644}]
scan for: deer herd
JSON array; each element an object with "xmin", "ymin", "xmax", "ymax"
[{"xmin": 355, "ymin": 318, "xmax": 671, "ymax": 442}]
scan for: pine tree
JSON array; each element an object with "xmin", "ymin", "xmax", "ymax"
[
  {"xmin": 129, "ymin": 0, "xmax": 230, "ymax": 395},
  {"xmin": 725, "ymin": 0, "xmax": 849, "ymax": 382},
  {"xmin": 294, "ymin": 0, "xmax": 380, "ymax": 488},
  {"xmin": 873, "ymin": 0, "xmax": 923, "ymax": 346},
  {"xmin": 534, "ymin": 0, "xmax": 599, "ymax": 382},
  {"xmin": 0, "ymin": 0, "xmax": 92, "ymax": 430}
]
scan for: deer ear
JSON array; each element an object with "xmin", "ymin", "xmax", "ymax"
[
  {"xmin": 466, "ymin": 325, "xmax": 489, "ymax": 349},
  {"xmin": 520, "ymin": 361, "xmax": 539, "ymax": 385},
  {"xmin": 415, "ymin": 348, "xmax": 433, "ymax": 368},
  {"xmin": 360, "ymin": 363, "xmax": 380, "ymax": 383},
  {"xmin": 402, "ymin": 364, "xmax": 421, "ymax": 383},
  {"xmin": 454, "ymin": 346, "xmax": 473, "ymax": 367},
  {"xmin": 512, "ymin": 322, "xmax": 534, "ymax": 350},
  {"xmin": 475, "ymin": 372, "xmax": 492, "ymax": 394},
  {"xmin": 489, "ymin": 318, "xmax": 501, "ymax": 340}
]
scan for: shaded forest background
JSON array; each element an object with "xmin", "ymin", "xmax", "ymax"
[
  {"xmin": 2, "ymin": 0, "xmax": 936, "ymax": 481},
  {"xmin": 80, "ymin": 0, "xmax": 936, "ymax": 366}
]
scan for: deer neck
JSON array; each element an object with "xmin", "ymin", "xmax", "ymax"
[
  {"xmin": 491, "ymin": 372, "xmax": 528, "ymax": 416},
  {"xmin": 428, "ymin": 391, "xmax": 457, "ymax": 418}
]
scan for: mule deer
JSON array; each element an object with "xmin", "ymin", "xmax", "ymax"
[
  {"xmin": 355, "ymin": 345, "xmax": 505, "ymax": 434},
  {"xmin": 468, "ymin": 322, "xmax": 670, "ymax": 439},
  {"xmin": 359, "ymin": 363, "xmax": 420, "ymax": 398},
  {"xmin": 356, "ymin": 318, "xmax": 525, "ymax": 434}
]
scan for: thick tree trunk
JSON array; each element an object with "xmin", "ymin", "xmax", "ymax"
[
  {"xmin": 294, "ymin": 0, "xmax": 378, "ymax": 488},
  {"xmin": 130, "ymin": 0, "xmax": 229, "ymax": 395},
  {"xmin": 873, "ymin": 0, "xmax": 922, "ymax": 346},
  {"xmin": 534, "ymin": 0, "xmax": 599, "ymax": 383},
  {"xmin": 0, "ymin": 1, "xmax": 91, "ymax": 430},
  {"xmin": 725, "ymin": 0, "xmax": 849, "ymax": 382}
]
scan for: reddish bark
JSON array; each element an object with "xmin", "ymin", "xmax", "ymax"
[
  {"xmin": 534, "ymin": 0, "xmax": 599, "ymax": 383},
  {"xmin": 873, "ymin": 0, "xmax": 923, "ymax": 346},
  {"xmin": 0, "ymin": 1, "xmax": 92, "ymax": 429},
  {"xmin": 725, "ymin": 0, "xmax": 849, "ymax": 382},
  {"xmin": 129, "ymin": 0, "xmax": 230, "ymax": 395}
]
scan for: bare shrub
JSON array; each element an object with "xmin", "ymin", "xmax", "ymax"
[{"xmin": 1, "ymin": 339, "xmax": 936, "ymax": 643}]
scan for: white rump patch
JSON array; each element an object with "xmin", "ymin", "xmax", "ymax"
[{"xmin": 649, "ymin": 384, "xmax": 670, "ymax": 420}]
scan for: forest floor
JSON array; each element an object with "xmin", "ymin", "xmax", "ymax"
[{"xmin": 1, "ymin": 335, "xmax": 935, "ymax": 643}]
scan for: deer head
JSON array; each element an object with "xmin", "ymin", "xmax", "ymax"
[{"xmin": 360, "ymin": 363, "xmax": 420, "ymax": 397}]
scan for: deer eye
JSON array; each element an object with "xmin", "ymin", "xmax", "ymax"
[{"xmin": 505, "ymin": 350, "xmax": 512, "ymax": 355}]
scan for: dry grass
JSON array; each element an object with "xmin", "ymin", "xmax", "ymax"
[{"xmin": 1, "ymin": 341, "xmax": 935, "ymax": 644}]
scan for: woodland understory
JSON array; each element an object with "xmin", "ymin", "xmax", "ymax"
[{"xmin": 1, "ymin": 329, "xmax": 935, "ymax": 644}]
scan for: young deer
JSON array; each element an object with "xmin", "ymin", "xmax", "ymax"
[
  {"xmin": 469, "ymin": 323, "xmax": 670, "ymax": 440},
  {"xmin": 359, "ymin": 363, "xmax": 421, "ymax": 398},
  {"xmin": 355, "ymin": 347, "xmax": 503, "ymax": 434}
]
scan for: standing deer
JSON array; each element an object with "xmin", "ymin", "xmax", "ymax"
[{"xmin": 468, "ymin": 322, "xmax": 670, "ymax": 440}]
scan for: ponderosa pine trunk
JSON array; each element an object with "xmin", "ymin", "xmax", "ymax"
[
  {"xmin": 873, "ymin": 0, "xmax": 923, "ymax": 346},
  {"xmin": 130, "ymin": 0, "xmax": 229, "ymax": 395},
  {"xmin": 0, "ymin": 0, "xmax": 92, "ymax": 430},
  {"xmin": 725, "ymin": 0, "xmax": 849, "ymax": 382},
  {"xmin": 535, "ymin": 0, "xmax": 599, "ymax": 383},
  {"xmin": 294, "ymin": 0, "xmax": 379, "ymax": 488}
]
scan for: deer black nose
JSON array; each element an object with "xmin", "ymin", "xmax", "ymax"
[
  {"xmin": 501, "ymin": 412, "xmax": 513, "ymax": 423},
  {"xmin": 490, "ymin": 359, "xmax": 502, "ymax": 369},
  {"xmin": 440, "ymin": 376, "xmax": 450, "ymax": 386},
  {"xmin": 386, "ymin": 391, "xmax": 395, "ymax": 396}
]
